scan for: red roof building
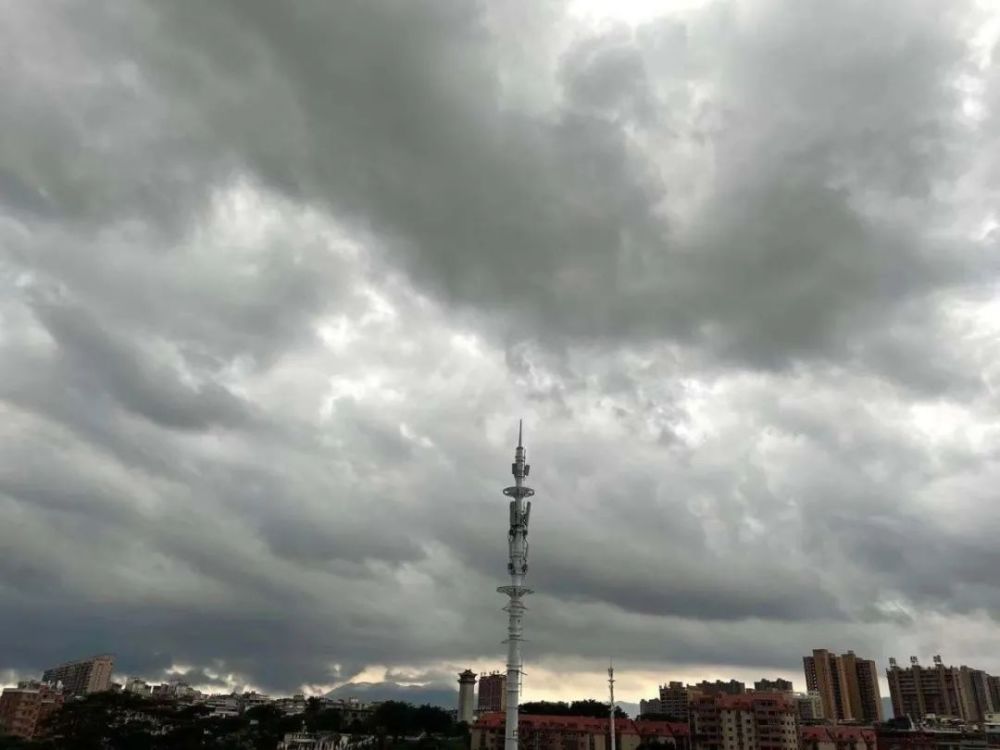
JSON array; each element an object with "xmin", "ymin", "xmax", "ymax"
[{"xmin": 472, "ymin": 713, "xmax": 689, "ymax": 750}]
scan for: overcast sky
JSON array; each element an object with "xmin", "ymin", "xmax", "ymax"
[{"xmin": 3, "ymin": 0, "xmax": 1000, "ymax": 704}]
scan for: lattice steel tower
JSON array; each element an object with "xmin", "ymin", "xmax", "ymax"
[{"xmin": 498, "ymin": 421, "xmax": 534, "ymax": 750}]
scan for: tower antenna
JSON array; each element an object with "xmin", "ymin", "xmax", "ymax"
[
  {"xmin": 499, "ymin": 421, "xmax": 535, "ymax": 750},
  {"xmin": 609, "ymin": 660, "xmax": 617, "ymax": 750}
]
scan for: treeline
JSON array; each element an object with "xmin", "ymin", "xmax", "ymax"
[
  {"xmin": 519, "ymin": 699, "xmax": 628, "ymax": 719},
  {"xmin": 0, "ymin": 692, "xmax": 466, "ymax": 750}
]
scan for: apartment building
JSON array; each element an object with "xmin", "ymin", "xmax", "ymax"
[
  {"xmin": 472, "ymin": 714, "xmax": 690, "ymax": 750},
  {"xmin": 804, "ymin": 649, "xmax": 883, "ymax": 723},
  {"xmin": 886, "ymin": 657, "xmax": 999, "ymax": 722},
  {"xmin": 691, "ymin": 692, "xmax": 798, "ymax": 750},
  {"xmin": 0, "ymin": 683, "xmax": 64, "ymax": 740},
  {"xmin": 41, "ymin": 654, "xmax": 114, "ymax": 697}
]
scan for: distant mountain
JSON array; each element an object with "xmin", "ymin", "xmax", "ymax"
[
  {"xmin": 325, "ymin": 681, "xmax": 458, "ymax": 709},
  {"xmin": 617, "ymin": 702, "xmax": 639, "ymax": 718},
  {"xmin": 882, "ymin": 697, "xmax": 894, "ymax": 719}
]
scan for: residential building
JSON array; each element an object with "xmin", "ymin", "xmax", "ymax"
[
  {"xmin": 640, "ymin": 698, "xmax": 664, "ymax": 717},
  {"xmin": 693, "ymin": 680, "xmax": 747, "ymax": 696},
  {"xmin": 239, "ymin": 691, "xmax": 272, "ymax": 711},
  {"xmin": 661, "ymin": 681, "xmax": 695, "ymax": 720},
  {"xmin": 690, "ymin": 692, "xmax": 798, "ymax": 750},
  {"xmin": 885, "ymin": 657, "xmax": 997, "ymax": 722},
  {"xmin": 988, "ymin": 679, "xmax": 1000, "ymax": 712},
  {"xmin": 796, "ymin": 692, "xmax": 825, "ymax": 723},
  {"xmin": 801, "ymin": 725, "xmax": 876, "ymax": 750},
  {"xmin": 276, "ymin": 694, "xmax": 308, "ymax": 715},
  {"xmin": 755, "ymin": 680, "xmax": 794, "ymax": 693},
  {"xmin": 204, "ymin": 694, "xmax": 240, "ymax": 718},
  {"xmin": 472, "ymin": 714, "xmax": 690, "ymax": 750},
  {"xmin": 856, "ymin": 660, "xmax": 884, "ymax": 725},
  {"xmin": 478, "ymin": 672, "xmax": 506, "ymax": 714},
  {"xmin": 124, "ymin": 678, "xmax": 151, "ymax": 696},
  {"xmin": 41, "ymin": 654, "xmax": 114, "ymax": 696},
  {"xmin": 804, "ymin": 649, "xmax": 883, "ymax": 723},
  {"xmin": 959, "ymin": 668, "xmax": 998, "ymax": 723},
  {"xmin": 0, "ymin": 683, "xmax": 64, "ymax": 740}
]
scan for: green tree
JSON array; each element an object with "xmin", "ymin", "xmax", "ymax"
[
  {"xmin": 372, "ymin": 701, "xmax": 416, "ymax": 742},
  {"xmin": 414, "ymin": 704, "xmax": 452, "ymax": 735}
]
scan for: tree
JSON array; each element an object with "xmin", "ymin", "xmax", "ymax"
[
  {"xmin": 568, "ymin": 700, "xmax": 627, "ymax": 719},
  {"xmin": 520, "ymin": 701, "xmax": 572, "ymax": 716},
  {"xmin": 372, "ymin": 701, "xmax": 416, "ymax": 743},
  {"xmin": 305, "ymin": 707, "xmax": 344, "ymax": 733},
  {"xmin": 414, "ymin": 704, "xmax": 452, "ymax": 735}
]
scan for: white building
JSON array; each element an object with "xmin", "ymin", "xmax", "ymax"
[
  {"xmin": 124, "ymin": 679, "xmax": 151, "ymax": 696},
  {"xmin": 204, "ymin": 694, "xmax": 241, "ymax": 718},
  {"xmin": 276, "ymin": 694, "xmax": 308, "ymax": 715}
]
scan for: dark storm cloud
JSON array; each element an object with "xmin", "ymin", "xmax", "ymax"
[
  {"xmin": 2, "ymin": 0, "xmax": 1000, "ymax": 698},
  {"xmin": 121, "ymin": 0, "xmax": 989, "ymax": 383}
]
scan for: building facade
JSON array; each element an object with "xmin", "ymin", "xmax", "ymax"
[
  {"xmin": 886, "ymin": 657, "xmax": 1000, "ymax": 723},
  {"xmin": 41, "ymin": 654, "xmax": 114, "ymax": 696},
  {"xmin": 797, "ymin": 692, "xmax": 825, "ymax": 723},
  {"xmin": 959, "ymin": 667, "xmax": 999, "ymax": 723},
  {"xmin": 691, "ymin": 692, "xmax": 798, "ymax": 750},
  {"xmin": 0, "ymin": 683, "xmax": 64, "ymax": 740},
  {"xmin": 804, "ymin": 649, "xmax": 883, "ymax": 723},
  {"xmin": 478, "ymin": 672, "xmax": 507, "ymax": 714},
  {"xmin": 661, "ymin": 682, "xmax": 695, "ymax": 720},
  {"xmin": 472, "ymin": 714, "xmax": 690, "ymax": 750}
]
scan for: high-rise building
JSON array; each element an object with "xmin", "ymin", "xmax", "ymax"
[
  {"xmin": 660, "ymin": 682, "xmax": 694, "ymax": 720},
  {"xmin": 0, "ymin": 683, "xmax": 64, "ymax": 740},
  {"xmin": 458, "ymin": 670, "xmax": 477, "ymax": 724},
  {"xmin": 691, "ymin": 692, "xmax": 798, "ymax": 750},
  {"xmin": 41, "ymin": 654, "xmax": 114, "ymax": 697},
  {"xmin": 804, "ymin": 649, "xmax": 882, "ymax": 723},
  {"xmin": 854, "ymin": 659, "xmax": 883, "ymax": 724},
  {"xmin": 988, "ymin": 676, "xmax": 1000, "ymax": 712},
  {"xmin": 958, "ymin": 666, "xmax": 998, "ymax": 722},
  {"xmin": 478, "ymin": 672, "xmax": 507, "ymax": 714},
  {"xmin": 886, "ymin": 656, "xmax": 998, "ymax": 722},
  {"xmin": 754, "ymin": 679, "xmax": 793, "ymax": 693}
]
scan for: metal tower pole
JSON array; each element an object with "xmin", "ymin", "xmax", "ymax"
[
  {"xmin": 608, "ymin": 663, "xmax": 616, "ymax": 750},
  {"xmin": 499, "ymin": 421, "xmax": 534, "ymax": 750}
]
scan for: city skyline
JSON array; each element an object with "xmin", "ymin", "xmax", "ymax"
[{"xmin": 4, "ymin": 0, "xmax": 1000, "ymax": 711}]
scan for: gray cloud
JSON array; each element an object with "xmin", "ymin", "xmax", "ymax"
[{"xmin": 2, "ymin": 0, "xmax": 1000, "ymax": 701}]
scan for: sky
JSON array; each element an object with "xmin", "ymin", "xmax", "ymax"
[{"xmin": 3, "ymin": 0, "xmax": 1000, "ymax": 706}]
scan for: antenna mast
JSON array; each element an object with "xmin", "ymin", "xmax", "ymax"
[
  {"xmin": 499, "ymin": 420, "xmax": 534, "ymax": 750},
  {"xmin": 608, "ymin": 662, "xmax": 616, "ymax": 750}
]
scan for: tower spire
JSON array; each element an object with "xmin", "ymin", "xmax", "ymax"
[{"xmin": 499, "ymin": 422, "xmax": 535, "ymax": 750}]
